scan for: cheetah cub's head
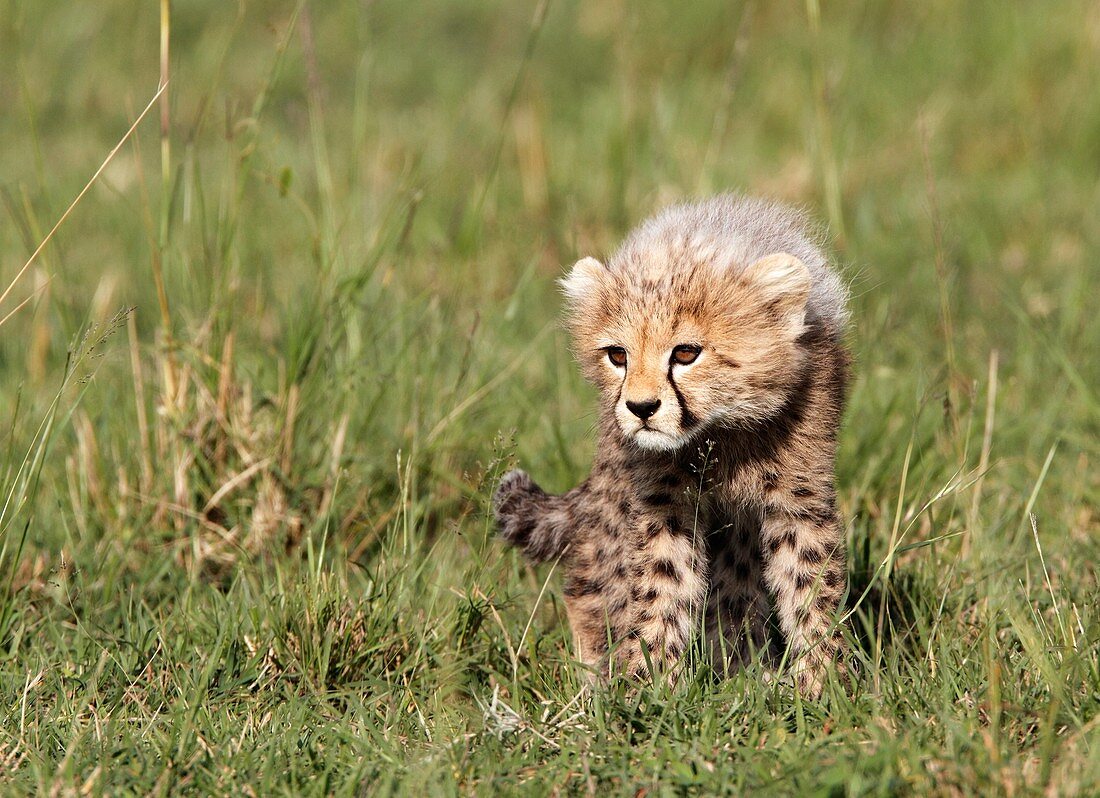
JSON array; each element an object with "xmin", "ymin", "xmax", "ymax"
[{"xmin": 561, "ymin": 250, "xmax": 812, "ymax": 452}]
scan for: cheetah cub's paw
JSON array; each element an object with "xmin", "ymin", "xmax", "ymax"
[{"xmin": 492, "ymin": 469, "xmax": 546, "ymax": 546}]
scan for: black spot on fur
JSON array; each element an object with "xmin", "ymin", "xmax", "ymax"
[
  {"xmin": 761, "ymin": 470, "xmax": 781, "ymax": 491},
  {"xmin": 767, "ymin": 530, "xmax": 798, "ymax": 554},
  {"xmin": 504, "ymin": 518, "xmax": 534, "ymax": 547},
  {"xmin": 794, "ymin": 572, "xmax": 814, "ymax": 592},
  {"xmin": 792, "ymin": 486, "xmax": 814, "ymax": 498},
  {"xmin": 642, "ymin": 588, "xmax": 660, "ymax": 603},
  {"xmin": 644, "ymin": 493, "xmax": 673, "ymax": 507},
  {"xmin": 575, "ymin": 509, "xmax": 598, "ymax": 529},
  {"xmin": 653, "ymin": 559, "xmax": 681, "ymax": 582},
  {"xmin": 564, "ymin": 577, "xmax": 606, "ymax": 598},
  {"xmin": 800, "ymin": 545, "xmax": 826, "ymax": 565},
  {"xmin": 792, "ymin": 504, "xmax": 836, "ymax": 527}
]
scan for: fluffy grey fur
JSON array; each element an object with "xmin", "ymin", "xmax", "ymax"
[{"xmin": 612, "ymin": 194, "xmax": 849, "ymax": 331}]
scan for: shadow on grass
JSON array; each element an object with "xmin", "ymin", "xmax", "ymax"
[{"xmin": 845, "ymin": 562, "xmax": 932, "ymax": 664}]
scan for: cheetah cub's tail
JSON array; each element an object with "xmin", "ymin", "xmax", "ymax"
[{"xmin": 493, "ymin": 469, "xmax": 573, "ymax": 564}]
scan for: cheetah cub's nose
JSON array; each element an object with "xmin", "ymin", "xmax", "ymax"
[{"xmin": 626, "ymin": 399, "xmax": 661, "ymax": 420}]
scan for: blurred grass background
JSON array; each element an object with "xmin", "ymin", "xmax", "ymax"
[{"xmin": 0, "ymin": 0, "xmax": 1097, "ymax": 794}]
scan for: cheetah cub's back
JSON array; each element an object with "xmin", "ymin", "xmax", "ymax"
[{"xmin": 496, "ymin": 194, "xmax": 851, "ymax": 697}]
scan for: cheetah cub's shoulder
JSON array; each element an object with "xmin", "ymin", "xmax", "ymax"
[{"xmin": 494, "ymin": 194, "xmax": 851, "ymax": 697}]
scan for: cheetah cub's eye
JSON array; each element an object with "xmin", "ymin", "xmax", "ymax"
[
  {"xmin": 671, "ymin": 345, "xmax": 702, "ymax": 365},
  {"xmin": 604, "ymin": 346, "xmax": 628, "ymax": 367}
]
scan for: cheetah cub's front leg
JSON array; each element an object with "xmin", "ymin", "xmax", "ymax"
[
  {"xmin": 758, "ymin": 465, "xmax": 848, "ymax": 697},
  {"xmin": 494, "ymin": 467, "xmax": 635, "ymax": 675},
  {"xmin": 495, "ymin": 464, "xmax": 710, "ymax": 683},
  {"xmin": 615, "ymin": 476, "xmax": 709, "ymax": 682},
  {"xmin": 493, "ymin": 469, "xmax": 575, "ymax": 563}
]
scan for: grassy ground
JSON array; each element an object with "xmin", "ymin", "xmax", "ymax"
[{"xmin": 1, "ymin": 0, "xmax": 1098, "ymax": 794}]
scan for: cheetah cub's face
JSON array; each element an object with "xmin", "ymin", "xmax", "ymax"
[{"xmin": 562, "ymin": 251, "xmax": 812, "ymax": 451}]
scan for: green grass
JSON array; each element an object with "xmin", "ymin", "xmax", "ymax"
[{"xmin": 1, "ymin": 0, "xmax": 1098, "ymax": 794}]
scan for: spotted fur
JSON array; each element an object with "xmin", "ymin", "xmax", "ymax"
[{"xmin": 494, "ymin": 195, "xmax": 851, "ymax": 695}]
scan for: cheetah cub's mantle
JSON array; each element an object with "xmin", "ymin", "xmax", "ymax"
[{"xmin": 494, "ymin": 195, "xmax": 851, "ymax": 696}]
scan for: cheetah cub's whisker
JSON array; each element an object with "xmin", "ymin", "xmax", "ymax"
[{"xmin": 494, "ymin": 194, "xmax": 851, "ymax": 697}]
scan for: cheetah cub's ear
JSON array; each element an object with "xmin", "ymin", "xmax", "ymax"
[
  {"xmin": 559, "ymin": 256, "xmax": 607, "ymax": 306},
  {"xmin": 742, "ymin": 252, "xmax": 812, "ymax": 338}
]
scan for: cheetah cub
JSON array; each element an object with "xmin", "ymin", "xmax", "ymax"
[{"xmin": 494, "ymin": 195, "xmax": 851, "ymax": 697}]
